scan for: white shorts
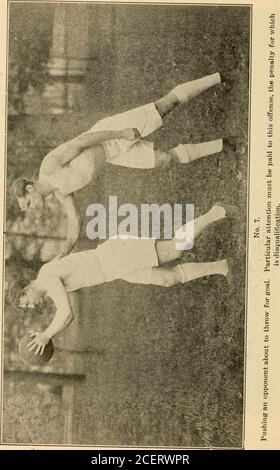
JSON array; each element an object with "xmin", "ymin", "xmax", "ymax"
[
  {"xmin": 95, "ymin": 236, "xmax": 159, "ymax": 284},
  {"xmin": 90, "ymin": 103, "xmax": 162, "ymax": 169}
]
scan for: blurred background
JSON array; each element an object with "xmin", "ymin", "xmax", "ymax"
[{"xmin": 4, "ymin": 2, "xmax": 250, "ymax": 446}]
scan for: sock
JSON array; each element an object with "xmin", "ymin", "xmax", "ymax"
[
  {"xmin": 175, "ymin": 260, "xmax": 228, "ymax": 284},
  {"xmin": 171, "ymin": 73, "xmax": 221, "ymax": 104},
  {"xmin": 175, "ymin": 264, "xmax": 189, "ymax": 283},
  {"xmin": 172, "ymin": 139, "xmax": 223, "ymax": 164},
  {"xmin": 211, "ymin": 204, "xmax": 226, "ymax": 220}
]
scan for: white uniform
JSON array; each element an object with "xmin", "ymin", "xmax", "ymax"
[
  {"xmin": 95, "ymin": 236, "xmax": 159, "ymax": 284},
  {"xmin": 39, "ymin": 103, "xmax": 162, "ymax": 197},
  {"xmin": 38, "ymin": 236, "xmax": 159, "ymax": 291},
  {"xmin": 89, "ymin": 102, "xmax": 162, "ymax": 169}
]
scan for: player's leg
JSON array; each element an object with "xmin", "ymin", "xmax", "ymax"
[
  {"xmin": 169, "ymin": 139, "xmax": 223, "ymax": 165},
  {"xmin": 91, "ymin": 73, "xmax": 221, "ymax": 139},
  {"xmin": 153, "ymin": 139, "xmax": 223, "ymax": 168},
  {"xmin": 120, "ymin": 259, "xmax": 228, "ymax": 288},
  {"xmin": 111, "ymin": 136, "xmax": 228, "ymax": 170},
  {"xmin": 149, "ymin": 259, "xmax": 228, "ymax": 287},
  {"xmin": 154, "ymin": 72, "xmax": 221, "ymax": 118},
  {"xmin": 155, "ymin": 204, "xmax": 228, "ymax": 264},
  {"xmin": 91, "ymin": 72, "xmax": 223, "ymax": 169}
]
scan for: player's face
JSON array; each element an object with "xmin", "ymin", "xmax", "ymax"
[
  {"xmin": 19, "ymin": 287, "xmax": 42, "ymax": 309},
  {"xmin": 17, "ymin": 187, "xmax": 44, "ymax": 211}
]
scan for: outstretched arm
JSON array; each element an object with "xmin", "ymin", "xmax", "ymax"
[
  {"xmin": 55, "ymin": 192, "xmax": 81, "ymax": 257},
  {"xmin": 28, "ymin": 276, "xmax": 75, "ymax": 355},
  {"xmin": 43, "ymin": 128, "xmax": 141, "ymax": 172},
  {"xmin": 44, "ymin": 277, "xmax": 74, "ymax": 340}
]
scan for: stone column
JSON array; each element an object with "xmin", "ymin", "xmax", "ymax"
[{"xmin": 45, "ymin": 4, "xmax": 92, "ymax": 113}]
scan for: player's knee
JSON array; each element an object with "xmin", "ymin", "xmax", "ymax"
[
  {"xmin": 154, "ymin": 151, "xmax": 173, "ymax": 168},
  {"xmin": 161, "ymin": 269, "xmax": 178, "ymax": 287},
  {"xmin": 154, "ymin": 94, "xmax": 180, "ymax": 117}
]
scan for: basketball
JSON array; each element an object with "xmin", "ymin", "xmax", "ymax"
[{"xmin": 19, "ymin": 335, "xmax": 54, "ymax": 366}]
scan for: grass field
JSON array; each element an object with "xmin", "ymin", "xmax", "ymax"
[
  {"xmin": 71, "ymin": 5, "xmax": 250, "ymax": 447},
  {"xmin": 4, "ymin": 4, "xmax": 250, "ymax": 447}
]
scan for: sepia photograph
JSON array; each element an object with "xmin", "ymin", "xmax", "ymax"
[{"xmin": 2, "ymin": 1, "xmax": 250, "ymax": 448}]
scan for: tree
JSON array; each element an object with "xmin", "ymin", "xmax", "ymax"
[{"xmin": 8, "ymin": 3, "xmax": 54, "ymax": 114}]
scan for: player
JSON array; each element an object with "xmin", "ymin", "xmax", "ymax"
[
  {"xmin": 13, "ymin": 72, "xmax": 227, "ymax": 257},
  {"xmin": 9, "ymin": 202, "xmax": 237, "ymax": 355}
]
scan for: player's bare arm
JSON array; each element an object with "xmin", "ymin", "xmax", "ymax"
[
  {"xmin": 55, "ymin": 192, "xmax": 81, "ymax": 257},
  {"xmin": 42, "ymin": 127, "xmax": 141, "ymax": 174},
  {"xmin": 28, "ymin": 272, "xmax": 74, "ymax": 355}
]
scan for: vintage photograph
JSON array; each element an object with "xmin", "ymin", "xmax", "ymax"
[{"xmin": 2, "ymin": 1, "xmax": 250, "ymax": 447}]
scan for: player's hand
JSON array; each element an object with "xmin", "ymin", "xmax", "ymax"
[
  {"xmin": 121, "ymin": 128, "xmax": 141, "ymax": 141},
  {"xmin": 27, "ymin": 331, "xmax": 50, "ymax": 356}
]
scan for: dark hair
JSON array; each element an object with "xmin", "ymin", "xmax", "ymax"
[
  {"xmin": 8, "ymin": 279, "xmax": 30, "ymax": 307},
  {"xmin": 12, "ymin": 178, "xmax": 33, "ymax": 198}
]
